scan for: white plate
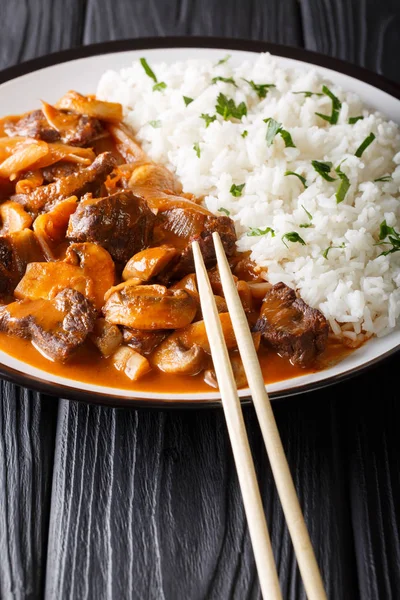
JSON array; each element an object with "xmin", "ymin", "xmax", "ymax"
[{"xmin": 0, "ymin": 39, "xmax": 399, "ymax": 407}]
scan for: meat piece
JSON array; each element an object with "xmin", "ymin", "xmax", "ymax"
[
  {"xmin": 42, "ymin": 162, "xmax": 79, "ymax": 183},
  {"xmin": 103, "ymin": 283, "xmax": 197, "ymax": 330},
  {"xmin": 11, "ymin": 152, "xmax": 116, "ymax": 213},
  {"xmin": 156, "ymin": 209, "xmax": 237, "ymax": 280},
  {"xmin": 67, "ymin": 190, "xmax": 156, "ymax": 263},
  {"xmin": 0, "ymin": 230, "xmax": 44, "ymax": 295},
  {"xmin": 5, "ymin": 106, "xmax": 103, "ymax": 146},
  {"xmin": 122, "ymin": 328, "xmax": 168, "ymax": 355},
  {"xmin": 254, "ymin": 282, "xmax": 329, "ymax": 366},
  {"xmin": 0, "ymin": 288, "xmax": 96, "ymax": 362},
  {"xmin": 90, "ymin": 318, "xmax": 122, "ymax": 357}
]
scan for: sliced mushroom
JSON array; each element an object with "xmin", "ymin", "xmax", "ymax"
[
  {"xmin": 56, "ymin": 91, "xmax": 123, "ymax": 122},
  {"xmin": 103, "ymin": 278, "xmax": 142, "ymax": 303},
  {"xmin": 129, "ymin": 163, "xmax": 182, "ymax": 195},
  {"xmin": 152, "ymin": 334, "xmax": 206, "ymax": 375},
  {"xmin": 90, "ymin": 318, "xmax": 122, "ymax": 357},
  {"xmin": 178, "ymin": 313, "xmax": 237, "ymax": 353},
  {"xmin": 170, "ymin": 273, "xmax": 198, "ymax": 293},
  {"xmin": 122, "ymin": 245, "xmax": 178, "ymax": 282},
  {"xmin": 0, "ymin": 201, "xmax": 33, "ymax": 233},
  {"xmin": 64, "ymin": 242, "xmax": 115, "ymax": 310},
  {"xmin": 103, "ymin": 284, "xmax": 197, "ymax": 330},
  {"xmin": 112, "ymin": 346, "xmax": 151, "ymax": 381}
]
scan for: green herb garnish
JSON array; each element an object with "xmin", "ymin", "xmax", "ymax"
[
  {"xmin": 215, "ymin": 54, "xmax": 231, "ymax": 66},
  {"xmin": 212, "ymin": 76, "xmax": 237, "ymax": 87},
  {"xmin": 374, "ymin": 175, "xmax": 393, "ymax": 182},
  {"xmin": 311, "ymin": 160, "xmax": 336, "ymax": 182},
  {"xmin": 183, "ymin": 96, "xmax": 194, "ymax": 106},
  {"xmin": 218, "ymin": 207, "xmax": 230, "ymax": 216},
  {"xmin": 264, "ymin": 118, "xmax": 296, "ymax": 148},
  {"xmin": 241, "ymin": 130, "xmax": 248, "ymax": 138},
  {"xmin": 284, "ymin": 171, "xmax": 308, "ymax": 188},
  {"xmin": 140, "ymin": 58, "xmax": 167, "ymax": 92},
  {"xmin": 302, "ymin": 205, "xmax": 313, "ymax": 220},
  {"xmin": 376, "ymin": 220, "xmax": 400, "ymax": 256},
  {"xmin": 243, "ymin": 79, "xmax": 275, "ymax": 99},
  {"xmin": 299, "ymin": 223, "xmax": 313, "ymax": 228},
  {"xmin": 153, "ymin": 82, "xmax": 167, "ymax": 92},
  {"xmin": 348, "ymin": 116, "xmax": 364, "ymax": 124},
  {"xmin": 281, "ymin": 232, "xmax": 306, "ymax": 248},
  {"xmin": 355, "ymin": 133, "xmax": 376, "ymax": 157},
  {"xmin": 215, "ymin": 93, "xmax": 247, "ymax": 121},
  {"xmin": 247, "ymin": 227, "xmax": 275, "ymax": 237},
  {"xmin": 315, "ymin": 85, "xmax": 342, "ymax": 125},
  {"xmin": 193, "ymin": 142, "xmax": 201, "ymax": 158},
  {"xmin": 335, "ymin": 163, "xmax": 350, "ymax": 203},
  {"xmin": 148, "ymin": 120, "xmax": 161, "ymax": 128},
  {"xmin": 293, "ymin": 91, "xmax": 324, "ymax": 98},
  {"xmin": 322, "ymin": 243, "xmax": 346, "ymax": 259},
  {"xmin": 230, "ymin": 183, "xmax": 245, "ymax": 197},
  {"xmin": 200, "ymin": 113, "xmax": 217, "ymax": 128}
]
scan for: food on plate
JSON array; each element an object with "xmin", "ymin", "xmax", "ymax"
[{"xmin": 0, "ymin": 52, "xmax": 398, "ymax": 393}]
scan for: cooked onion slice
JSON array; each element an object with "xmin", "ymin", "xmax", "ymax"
[
  {"xmin": 56, "ymin": 91, "xmax": 123, "ymax": 122},
  {"xmin": 112, "ymin": 346, "xmax": 151, "ymax": 381}
]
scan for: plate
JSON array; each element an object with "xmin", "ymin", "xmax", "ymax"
[{"xmin": 0, "ymin": 37, "xmax": 399, "ymax": 407}]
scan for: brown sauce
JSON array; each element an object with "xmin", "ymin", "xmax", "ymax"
[{"xmin": 0, "ymin": 332, "xmax": 352, "ymax": 394}]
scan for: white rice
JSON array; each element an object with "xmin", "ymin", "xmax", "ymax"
[{"xmin": 97, "ymin": 53, "xmax": 400, "ymax": 337}]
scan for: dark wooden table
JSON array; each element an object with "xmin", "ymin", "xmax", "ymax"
[{"xmin": 0, "ymin": 2, "xmax": 400, "ymax": 599}]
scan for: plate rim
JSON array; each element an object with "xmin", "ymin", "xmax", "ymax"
[{"xmin": 0, "ymin": 35, "xmax": 399, "ymax": 408}]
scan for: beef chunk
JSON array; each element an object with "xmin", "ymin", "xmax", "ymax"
[
  {"xmin": 122, "ymin": 327, "xmax": 169, "ymax": 354},
  {"xmin": 5, "ymin": 109, "xmax": 103, "ymax": 146},
  {"xmin": 0, "ymin": 288, "xmax": 96, "ymax": 362},
  {"xmin": 157, "ymin": 210, "xmax": 237, "ymax": 280},
  {"xmin": 11, "ymin": 152, "xmax": 116, "ymax": 213},
  {"xmin": 4, "ymin": 110, "xmax": 60, "ymax": 143},
  {"xmin": 254, "ymin": 282, "xmax": 329, "ymax": 366},
  {"xmin": 67, "ymin": 190, "xmax": 156, "ymax": 263},
  {"xmin": 0, "ymin": 230, "xmax": 44, "ymax": 295},
  {"xmin": 42, "ymin": 162, "xmax": 79, "ymax": 183}
]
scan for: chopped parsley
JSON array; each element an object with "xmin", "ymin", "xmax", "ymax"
[
  {"xmin": 322, "ymin": 243, "xmax": 346, "ymax": 259},
  {"xmin": 348, "ymin": 116, "xmax": 364, "ymax": 124},
  {"xmin": 355, "ymin": 133, "xmax": 376, "ymax": 157},
  {"xmin": 230, "ymin": 183, "xmax": 245, "ymax": 197},
  {"xmin": 315, "ymin": 85, "xmax": 342, "ymax": 125},
  {"xmin": 376, "ymin": 220, "xmax": 400, "ymax": 256},
  {"xmin": 311, "ymin": 160, "xmax": 336, "ymax": 182},
  {"xmin": 200, "ymin": 113, "xmax": 217, "ymax": 128},
  {"xmin": 241, "ymin": 130, "xmax": 248, "ymax": 138},
  {"xmin": 215, "ymin": 54, "xmax": 231, "ymax": 66},
  {"xmin": 215, "ymin": 93, "xmax": 247, "ymax": 121},
  {"xmin": 148, "ymin": 120, "xmax": 161, "ymax": 128},
  {"xmin": 218, "ymin": 207, "xmax": 230, "ymax": 216},
  {"xmin": 212, "ymin": 76, "xmax": 237, "ymax": 87},
  {"xmin": 335, "ymin": 163, "xmax": 350, "ymax": 203},
  {"xmin": 193, "ymin": 142, "xmax": 201, "ymax": 158},
  {"xmin": 183, "ymin": 96, "xmax": 194, "ymax": 106},
  {"xmin": 140, "ymin": 58, "xmax": 167, "ymax": 92},
  {"xmin": 284, "ymin": 171, "xmax": 308, "ymax": 188},
  {"xmin": 299, "ymin": 223, "xmax": 313, "ymax": 228},
  {"xmin": 247, "ymin": 227, "xmax": 275, "ymax": 237},
  {"xmin": 243, "ymin": 79, "xmax": 275, "ymax": 99},
  {"xmin": 293, "ymin": 91, "xmax": 324, "ymax": 98},
  {"xmin": 374, "ymin": 175, "xmax": 393, "ymax": 182},
  {"xmin": 264, "ymin": 118, "xmax": 296, "ymax": 148},
  {"xmin": 302, "ymin": 205, "xmax": 313, "ymax": 221},
  {"xmin": 281, "ymin": 232, "xmax": 306, "ymax": 248}
]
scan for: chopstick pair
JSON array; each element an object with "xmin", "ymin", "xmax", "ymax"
[{"xmin": 192, "ymin": 233, "xmax": 327, "ymax": 600}]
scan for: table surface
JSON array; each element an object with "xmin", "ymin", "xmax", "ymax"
[{"xmin": 0, "ymin": 1, "xmax": 400, "ymax": 599}]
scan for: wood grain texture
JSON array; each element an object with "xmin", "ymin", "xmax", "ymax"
[
  {"xmin": 0, "ymin": 384, "xmax": 57, "ymax": 600},
  {"xmin": 45, "ymin": 394, "xmax": 360, "ymax": 599},
  {"xmin": 300, "ymin": 0, "xmax": 400, "ymax": 83}
]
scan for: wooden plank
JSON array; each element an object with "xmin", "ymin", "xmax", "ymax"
[
  {"xmin": 0, "ymin": 383, "xmax": 58, "ymax": 599},
  {"xmin": 0, "ymin": 0, "xmax": 86, "ymax": 70},
  {"xmin": 300, "ymin": 0, "xmax": 400, "ymax": 83},
  {"xmin": 45, "ymin": 394, "xmax": 358, "ymax": 599},
  {"xmin": 83, "ymin": 0, "xmax": 302, "ymax": 45}
]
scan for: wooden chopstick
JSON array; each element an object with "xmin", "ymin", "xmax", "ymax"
[
  {"xmin": 192, "ymin": 241, "xmax": 283, "ymax": 600},
  {"xmin": 211, "ymin": 232, "xmax": 327, "ymax": 600}
]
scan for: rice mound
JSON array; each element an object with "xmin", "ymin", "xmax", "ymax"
[{"xmin": 97, "ymin": 53, "xmax": 400, "ymax": 339}]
